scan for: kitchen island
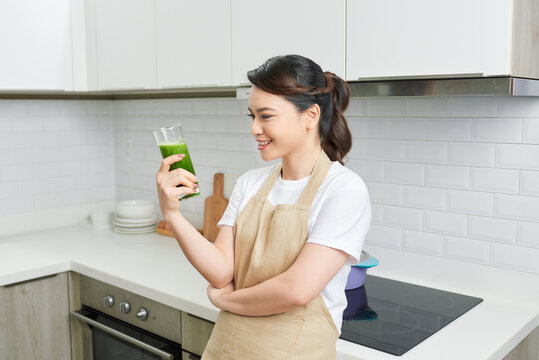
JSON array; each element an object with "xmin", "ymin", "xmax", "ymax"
[{"xmin": 0, "ymin": 225, "xmax": 537, "ymax": 360}]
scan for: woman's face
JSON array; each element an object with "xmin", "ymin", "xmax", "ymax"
[{"xmin": 248, "ymin": 86, "xmax": 312, "ymax": 162}]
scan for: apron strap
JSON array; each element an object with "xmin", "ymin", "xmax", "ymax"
[
  {"xmin": 256, "ymin": 163, "xmax": 283, "ymax": 199},
  {"xmin": 296, "ymin": 151, "xmax": 332, "ymax": 207}
]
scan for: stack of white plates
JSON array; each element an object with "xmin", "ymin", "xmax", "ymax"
[{"xmin": 112, "ymin": 214, "xmax": 159, "ymax": 234}]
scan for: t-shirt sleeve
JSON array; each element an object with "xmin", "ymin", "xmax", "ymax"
[
  {"xmin": 217, "ymin": 172, "xmax": 247, "ymax": 228},
  {"xmin": 307, "ymin": 179, "xmax": 371, "ymax": 265}
]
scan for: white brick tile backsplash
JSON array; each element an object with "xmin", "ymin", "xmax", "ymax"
[
  {"xmin": 425, "ymin": 165, "xmax": 469, "ymax": 189},
  {"xmin": 517, "ymin": 222, "xmax": 539, "ymax": 248},
  {"xmin": 4, "ymin": 96, "xmax": 539, "ymax": 273},
  {"xmin": 371, "ymin": 204, "xmax": 383, "ymax": 225},
  {"xmin": 494, "ymin": 194, "xmax": 539, "ymax": 222},
  {"xmin": 468, "ymin": 216, "xmax": 517, "ymax": 244},
  {"xmin": 172, "ymin": 100, "xmax": 194, "ymax": 115},
  {"xmin": 446, "ymin": 190, "xmax": 493, "ymax": 216},
  {"xmin": 345, "ymin": 99, "xmax": 366, "ymax": 116},
  {"xmin": 364, "ymin": 140, "xmax": 405, "ymax": 161},
  {"xmin": 383, "ymin": 205, "xmax": 423, "ymax": 230},
  {"xmin": 405, "ymin": 185, "xmax": 446, "ymax": 210},
  {"xmin": 444, "ymin": 236, "xmax": 490, "ymax": 264},
  {"xmin": 424, "ymin": 210, "xmax": 467, "ymax": 236},
  {"xmin": 385, "ymin": 162, "xmax": 424, "ymax": 185},
  {"xmin": 450, "ymin": 96, "xmax": 498, "ymax": 117},
  {"xmin": 365, "ymin": 182, "xmax": 404, "ymax": 205},
  {"xmin": 348, "ymin": 117, "xmax": 386, "ymax": 138},
  {"xmin": 425, "ymin": 118, "xmax": 471, "ymax": 141},
  {"xmin": 448, "ymin": 142, "xmax": 495, "ymax": 167},
  {"xmin": 472, "ymin": 118, "xmax": 522, "ymax": 143},
  {"xmin": 348, "ymin": 159, "xmax": 384, "ymax": 181},
  {"xmin": 365, "ymin": 225, "xmax": 402, "ymax": 249},
  {"xmin": 386, "ymin": 118, "xmax": 426, "ymax": 140},
  {"xmin": 366, "ymin": 98, "xmax": 406, "ymax": 117},
  {"xmin": 402, "ymin": 230, "xmax": 443, "ymax": 256},
  {"xmin": 523, "ymin": 118, "xmax": 539, "ymax": 144},
  {"xmin": 490, "ymin": 243, "xmax": 539, "ymax": 274},
  {"xmin": 469, "ymin": 167, "xmax": 519, "ymax": 194},
  {"xmin": 520, "ymin": 171, "xmax": 539, "ymax": 196},
  {"xmin": 406, "ymin": 97, "xmax": 450, "ymax": 117},
  {"xmin": 498, "ymin": 96, "xmax": 539, "ymax": 117},
  {"xmin": 404, "ymin": 141, "xmax": 447, "ymax": 164}
]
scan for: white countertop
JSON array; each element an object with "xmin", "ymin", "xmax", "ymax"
[{"xmin": 1, "ymin": 225, "xmax": 538, "ymax": 360}]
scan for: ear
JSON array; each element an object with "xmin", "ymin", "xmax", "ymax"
[{"xmin": 304, "ymin": 104, "xmax": 321, "ymax": 131}]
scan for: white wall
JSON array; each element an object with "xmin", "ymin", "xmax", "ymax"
[
  {"xmin": 1, "ymin": 95, "xmax": 538, "ymax": 275},
  {"xmin": 0, "ymin": 100, "xmax": 115, "ymax": 216}
]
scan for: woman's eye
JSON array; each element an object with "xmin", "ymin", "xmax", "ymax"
[
  {"xmin": 261, "ymin": 115, "xmax": 273, "ymax": 120},
  {"xmin": 247, "ymin": 113, "xmax": 255, "ymax": 120}
]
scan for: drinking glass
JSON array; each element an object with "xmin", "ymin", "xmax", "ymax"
[{"xmin": 153, "ymin": 123, "xmax": 200, "ymax": 200}]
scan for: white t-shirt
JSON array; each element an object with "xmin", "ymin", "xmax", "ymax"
[{"xmin": 218, "ymin": 161, "xmax": 371, "ymax": 332}]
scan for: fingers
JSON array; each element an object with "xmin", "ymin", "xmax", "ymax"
[{"xmin": 158, "ymin": 154, "xmax": 185, "ymax": 173}]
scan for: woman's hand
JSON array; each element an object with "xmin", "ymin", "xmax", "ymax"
[
  {"xmin": 207, "ymin": 282, "xmax": 235, "ymax": 310},
  {"xmin": 155, "ymin": 154, "xmax": 198, "ymax": 219}
]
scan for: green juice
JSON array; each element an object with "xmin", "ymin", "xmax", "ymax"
[{"xmin": 159, "ymin": 142, "xmax": 199, "ymax": 199}]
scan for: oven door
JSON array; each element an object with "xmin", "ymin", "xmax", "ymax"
[{"xmin": 71, "ymin": 306, "xmax": 182, "ymax": 360}]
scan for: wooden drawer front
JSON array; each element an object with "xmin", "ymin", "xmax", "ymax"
[{"xmin": 181, "ymin": 311, "xmax": 215, "ymax": 356}]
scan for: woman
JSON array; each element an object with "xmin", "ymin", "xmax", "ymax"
[{"xmin": 156, "ymin": 55, "xmax": 371, "ymax": 359}]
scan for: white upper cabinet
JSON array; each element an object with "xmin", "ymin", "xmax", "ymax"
[
  {"xmin": 92, "ymin": 0, "xmax": 157, "ymax": 90},
  {"xmin": 346, "ymin": 0, "xmax": 513, "ymax": 80},
  {"xmin": 155, "ymin": 0, "xmax": 231, "ymax": 88},
  {"xmin": 230, "ymin": 0, "xmax": 346, "ymax": 85},
  {"xmin": 0, "ymin": 0, "xmax": 73, "ymax": 90}
]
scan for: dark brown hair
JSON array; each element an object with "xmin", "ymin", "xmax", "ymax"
[{"xmin": 247, "ymin": 55, "xmax": 352, "ymax": 164}]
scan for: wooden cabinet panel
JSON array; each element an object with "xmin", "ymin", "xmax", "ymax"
[
  {"xmin": 181, "ymin": 311, "xmax": 214, "ymax": 356},
  {"xmin": 502, "ymin": 326, "xmax": 538, "ymax": 360},
  {"xmin": 0, "ymin": 273, "xmax": 71, "ymax": 360}
]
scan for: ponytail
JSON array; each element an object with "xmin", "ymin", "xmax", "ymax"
[
  {"xmin": 247, "ymin": 55, "xmax": 353, "ymax": 165},
  {"xmin": 320, "ymin": 72, "xmax": 351, "ymax": 165}
]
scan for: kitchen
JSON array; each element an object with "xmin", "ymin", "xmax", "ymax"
[{"xmin": 1, "ymin": 0, "xmax": 539, "ymax": 359}]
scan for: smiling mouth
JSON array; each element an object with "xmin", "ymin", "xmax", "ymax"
[{"xmin": 257, "ymin": 140, "xmax": 272, "ymax": 150}]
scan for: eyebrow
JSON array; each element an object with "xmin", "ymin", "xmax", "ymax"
[{"xmin": 248, "ymin": 106, "xmax": 277, "ymax": 113}]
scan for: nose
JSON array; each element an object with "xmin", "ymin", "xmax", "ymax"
[{"xmin": 250, "ymin": 117, "xmax": 263, "ymax": 136}]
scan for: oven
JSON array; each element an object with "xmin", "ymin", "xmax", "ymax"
[{"xmin": 70, "ymin": 274, "xmax": 200, "ymax": 360}]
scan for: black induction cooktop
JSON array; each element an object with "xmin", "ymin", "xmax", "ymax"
[{"xmin": 340, "ymin": 275, "xmax": 483, "ymax": 356}]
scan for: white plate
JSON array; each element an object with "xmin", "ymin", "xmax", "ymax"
[
  {"xmin": 113, "ymin": 214, "xmax": 158, "ymax": 224},
  {"xmin": 112, "ymin": 225, "xmax": 157, "ymax": 235},
  {"xmin": 113, "ymin": 220, "xmax": 158, "ymax": 228}
]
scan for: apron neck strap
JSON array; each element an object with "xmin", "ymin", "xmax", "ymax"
[
  {"xmin": 255, "ymin": 151, "xmax": 333, "ymax": 207},
  {"xmin": 296, "ymin": 151, "xmax": 332, "ymax": 207}
]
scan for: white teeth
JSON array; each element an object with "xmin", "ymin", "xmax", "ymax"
[{"xmin": 258, "ymin": 140, "xmax": 271, "ymax": 145}]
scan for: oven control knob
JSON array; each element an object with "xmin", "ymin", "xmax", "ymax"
[
  {"xmin": 136, "ymin": 307, "xmax": 148, "ymax": 321},
  {"xmin": 119, "ymin": 301, "xmax": 131, "ymax": 314},
  {"xmin": 103, "ymin": 295, "xmax": 114, "ymax": 308}
]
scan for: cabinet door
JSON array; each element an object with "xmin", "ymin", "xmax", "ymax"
[
  {"xmin": 0, "ymin": 0, "xmax": 73, "ymax": 90},
  {"xmin": 0, "ymin": 273, "xmax": 71, "ymax": 360},
  {"xmin": 181, "ymin": 311, "xmax": 214, "ymax": 356},
  {"xmin": 346, "ymin": 0, "xmax": 512, "ymax": 80},
  {"xmin": 230, "ymin": 0, "xmax": 345, "ymax": 85},
  {"xmin": 155, "ymin": 0, "xmax": 231, "ymax": 88},
  {"xmin": 93, "ymin": 0, "xmax": 157, "ymax": 90}
]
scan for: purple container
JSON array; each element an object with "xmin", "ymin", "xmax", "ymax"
[
  {"xmin": 345, "ymin": 267, "xmax": 367, "ymax": 290},
  {"xmin": 345, "ymin": 251, "xmax": 379, "ymax": 290}
]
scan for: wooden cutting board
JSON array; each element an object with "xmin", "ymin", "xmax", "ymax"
[
  {"xmin": 156, "ymin": 173, "xmax": 228, "ymax": 242},
  {"xmin": 203, "ymin": 173, "xmax": 228, "ymax": 242}
]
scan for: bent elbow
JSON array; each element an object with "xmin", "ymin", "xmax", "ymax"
[
  {"xmin": 289, "ymin": 287, "xmax": 314, "ymax": 307},
  {"xmin": 210, "ymin": 272, "xmax": 233, "ymax": 289}
]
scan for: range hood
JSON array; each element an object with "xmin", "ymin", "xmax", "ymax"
[{"xmin": 347, "ymin": 75, "xmax": 539, "ymax": 97}]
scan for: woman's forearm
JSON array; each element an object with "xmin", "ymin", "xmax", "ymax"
[
  {"xmin": 166, "ymin": 211, "xmax": 233, "ymax": 288},
  {"xmin": 218, "ymin": 273, "xmax": 303, "ymax": 316}
]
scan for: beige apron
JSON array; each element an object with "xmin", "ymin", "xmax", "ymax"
[{"xmin": 202, "ymin": 151, "xmax": 339, "ymax": 360}]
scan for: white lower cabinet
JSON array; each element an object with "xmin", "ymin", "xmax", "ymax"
[{"xmin": 0, "ymin": 273, "xmax": 71, "ymax": 360}]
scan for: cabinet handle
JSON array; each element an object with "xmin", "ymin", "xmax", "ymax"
[{"xmin": 70, "ymin": 311, "xmax": 174, "ymax": 360}]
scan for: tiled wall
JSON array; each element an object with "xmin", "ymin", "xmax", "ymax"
[
  {"xmin": 2, "ymin": 95, "xmax": 538, "ymax": 275},
  {"xmin": 113, "ymin": 96, "xmax": 539, "ymax": 275},
  {"xmin": 0, "ymin": 100, "xmax": 115, "ymax": 215}
]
